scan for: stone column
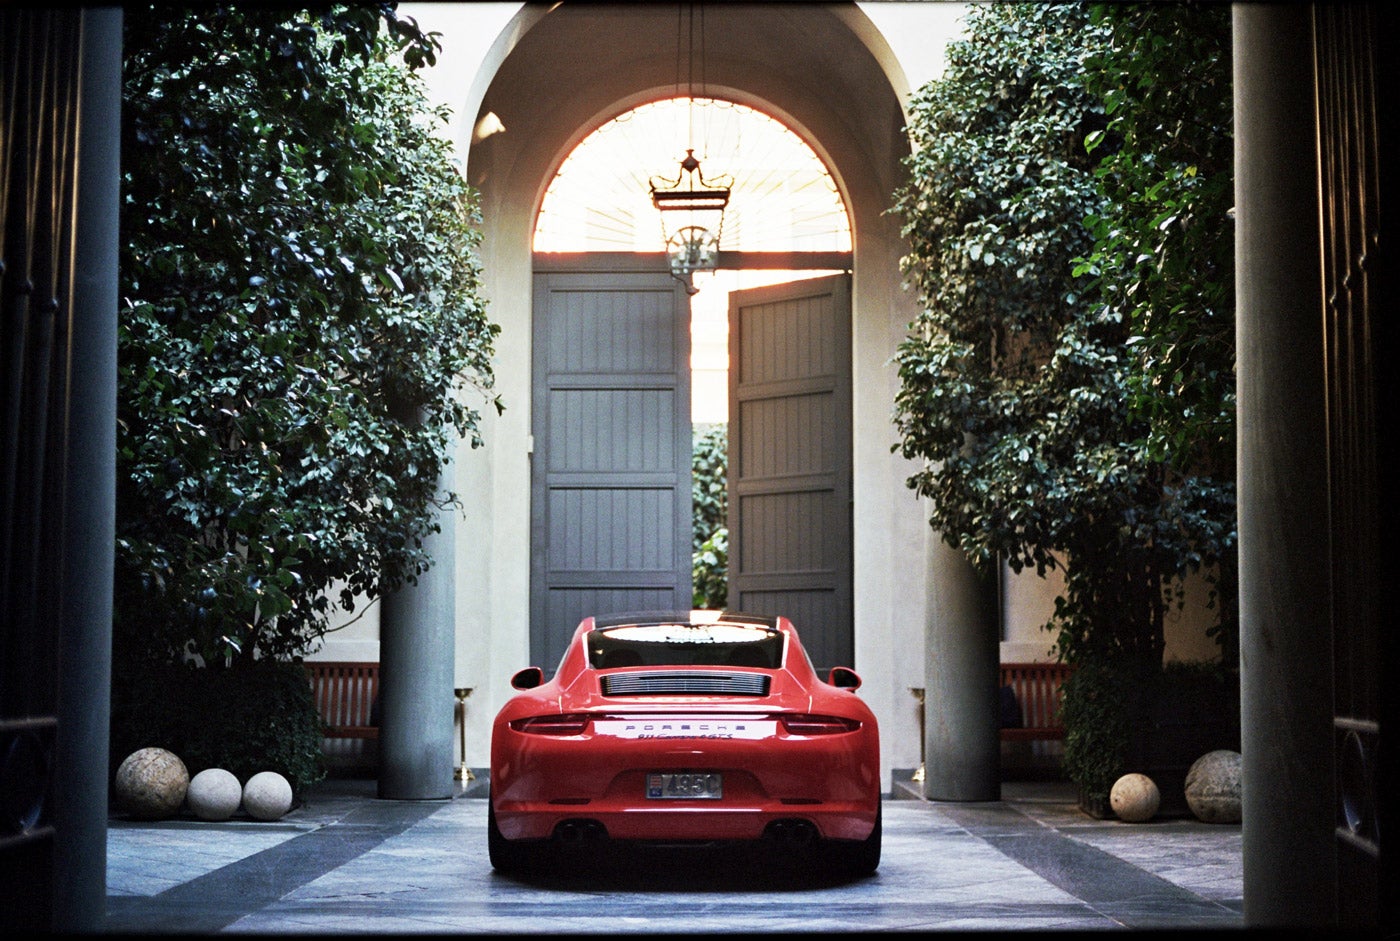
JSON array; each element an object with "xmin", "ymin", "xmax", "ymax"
[
  {"xmin": 923, "ymin": 528, "xmax": 1000, "ymax": 802},
  {"xmin": 53, "ymin": 8, "xmax": 121, "ymax": 931},
  {"xmin": 377, "ymin": 492, "xmax": 457, "ymax": 801},
  {"xmin": 1234, "ymin": 4, "xmax": 1336, "ymax": 926}
]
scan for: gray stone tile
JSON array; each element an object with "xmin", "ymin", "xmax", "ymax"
[
  {"xmin": 107, "ymin": 778, "xmax": 1245, "ymax": 934},
  {"xmin": 106, "ymin": 823, "xmax": 309, "ymax": 896}
]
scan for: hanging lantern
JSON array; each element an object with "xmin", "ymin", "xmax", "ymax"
[
  {"xmin": 647, "ymin": 4, "xmax": 731, "ymax": 293},
  {"xmin": 650, "ymin": 150, "xmax": 729, "ymax": 293}
]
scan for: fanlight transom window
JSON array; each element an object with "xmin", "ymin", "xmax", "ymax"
[{"xmin": 534, "ymin": 98, "xmax": 851, "ymax": 254}]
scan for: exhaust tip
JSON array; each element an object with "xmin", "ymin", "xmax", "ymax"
[
  {"xmin": 553, "ymin": 819, "xmax": 607, "ymax": 844},
  {"xmin": 764, "ymin": 818, "xmax": 818, "ymax": 848}
]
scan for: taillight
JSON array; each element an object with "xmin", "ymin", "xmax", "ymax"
[
  {"xmin": 509, "ymin": 714, "xmax": 592, "ymax": 735},
  {"xmin": 778, "ymin": 714, "xmax": 861, "ymax": 735}
]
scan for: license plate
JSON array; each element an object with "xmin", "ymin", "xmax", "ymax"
[{"xmin": 647, "ymin": 772, "xmax": 722, "ymax": 799}]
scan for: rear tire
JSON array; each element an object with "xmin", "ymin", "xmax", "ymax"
[
  {"xmin": 826, "ymin": 801, "xmax": 881, "ymax": 876},
  {"xmin": 487, "ymin": 791, "xmax": 546, "ymax": 875}
]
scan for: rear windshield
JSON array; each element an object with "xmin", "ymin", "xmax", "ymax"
[{"xmin": 588, "ymin": 622, "xmax": 783, "ymax": 670}]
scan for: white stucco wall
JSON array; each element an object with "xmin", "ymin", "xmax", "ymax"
[{"xmin": 857, "ymin": 0, "xmax": 968, "ymax": 93}]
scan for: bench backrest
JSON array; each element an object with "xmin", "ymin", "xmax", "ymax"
[
  {"xmin": 1000, "ymin": 662, "xmax": 1073, "ymax": 732},
  {"xmin": 305, "ymin": 661, "xmax": 380, "ymax": 738}
]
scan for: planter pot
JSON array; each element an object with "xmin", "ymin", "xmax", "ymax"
[{"xmin": 1125, "ymin": 671, "xmax": 1241, "ymax": 818}]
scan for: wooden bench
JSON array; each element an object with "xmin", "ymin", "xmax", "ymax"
[
  {"xmin": 999, "ymin": 662, "xmax": 1074, "ymax": 742},
  {"xmin": 305, "ymin": 661, "xmax": 380, "ymax": 739}
]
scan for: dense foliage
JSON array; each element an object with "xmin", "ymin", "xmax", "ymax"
[
  {"xmin": 891, "ymin": 2, "xmax": 1235, "ymax": 798},
  {"xmin": 891, "ymin": 2, "xmax": 1118, "ymax": 583},
  {"xmin": 1077, "ymin": 2, "xmax": 1237, "ymax": 668},
  {"xmin": 691, "ymin": 424, "xmax": 728, "ymax": 608},
  {"xmin": 115, "ymin": 4, "xmax": 500, "ymax": 671},
  {"xmin": 111, "ymin": 658, "xmax": 327, "ymax": 798}
]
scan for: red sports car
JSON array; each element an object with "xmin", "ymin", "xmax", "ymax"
[{"xmin": 488, "ymin": 610, "xmax": 881, "ymax": 875}]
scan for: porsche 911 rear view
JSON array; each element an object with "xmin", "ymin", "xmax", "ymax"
[{"xmin": 488, "ymin": 611, "xmax": 881, "ymax": 876}]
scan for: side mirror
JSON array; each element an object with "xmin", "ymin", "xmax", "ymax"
[
  {"xmin": 511, "ymin": 666, "xmax": 545, "ymax": 690},
  {"xmin": 828, "ymin": 666, "xmax": 862, "ymax": 691}
]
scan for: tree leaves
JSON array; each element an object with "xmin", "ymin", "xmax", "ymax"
[
  {"xmin": 890, "ymin": 2, "xmax": 1236, "ymax": 672},
  {"xmin": 115, "ymin": 4, "xmax": 499, "ymax": 668}
]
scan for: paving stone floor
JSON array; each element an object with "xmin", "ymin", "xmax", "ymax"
[{"xmin": 105, "ymin": 775, "xmax": 1243, "ymax": 934}]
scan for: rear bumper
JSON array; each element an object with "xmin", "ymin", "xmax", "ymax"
[
  {"xmin": 491, "ymin": 730, "xmax": 879, "ymax": 842},
  {"xmin": 494, "ymin": 797, "xmax": 877, "ymax": 842}
]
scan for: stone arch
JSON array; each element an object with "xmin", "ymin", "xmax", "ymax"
[{"xmin": 466, "ymin": 4, "xmax": 911, "ymax": 260}]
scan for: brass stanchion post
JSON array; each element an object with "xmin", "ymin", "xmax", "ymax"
[
  {"xmin": 454, "ymin": 688, "xmax": 474, "ymax": 781},
  {"xmin": 910, "ymin": 687, "xmax": 926, "ymax": 783}
]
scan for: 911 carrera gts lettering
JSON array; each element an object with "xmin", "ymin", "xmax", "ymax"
[{"xmin": 593, "ymin": 719, "xmax": 776, "ymax": 739}]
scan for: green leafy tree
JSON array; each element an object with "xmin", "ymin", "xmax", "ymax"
[
  {"xmin": 1078, "ymin": 1, "xmax": 1237, "ymax": 667},
  {"xmin": 115, "ymin": 4, "xmax": 501, "ymax": 672},
  {"xmin": 1057, "ymin": 3, "xmax": 1236, "ymax": 801},
  {"xmin": 890, "ymin": 2, "xmax": 1236, "ymax": 800},
  {"xmin": 891, "ymin": 2, "xmax": 1117, "ymax": 581},
  {"xmin": 691, "ymin": 424, "xmax": 728, "ymax": 608}
]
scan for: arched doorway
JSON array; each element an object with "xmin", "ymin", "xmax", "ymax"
[
  {"xmin": 528, "ymin": 97, "xmax": 854, "ymax": 671},
  {"xmin": 462, "ymin": 1, "xmax": 928, "ymax": 788}
]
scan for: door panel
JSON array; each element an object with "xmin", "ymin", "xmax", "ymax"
[
  {"xmin": 1315, "ymin": 6, "xmax": 1384, "ymax": 923},
  {"xmin": 531, "ymin": 271, "xmax": 692, "ymax": 671},
  {"xmin": 727, "ymin": 274, "xmax": 852, "ymax": 671}
]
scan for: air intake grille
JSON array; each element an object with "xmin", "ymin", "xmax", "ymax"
[{"xmin": 601, "ymin": 671, "xmax": 770, "ymax": 697}]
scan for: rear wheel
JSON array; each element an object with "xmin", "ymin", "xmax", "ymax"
[
  {"xmin": 487, "ymin": 791, "xmax": 547, "ymax": 875},
  {"xmin": 825, "ymin": 801, "xmax": 881, "ymax": 876}
]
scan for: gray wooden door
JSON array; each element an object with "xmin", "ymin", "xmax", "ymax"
[
  {"xmin": 530, "ymin": 270, "xmax": 693, "ymax": 671},
  {"xmin": 727, "ymin": 274, "xmax": 852, "ymax": 672}
]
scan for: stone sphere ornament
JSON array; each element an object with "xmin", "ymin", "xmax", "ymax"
[
  {"xmin": 242, "ymin": 770, "xmax": 293, "ymax": 821},
  {"xmin": 1185, "ymin": 749, "xmax": 1243, "ymax": 823},
  {"xmin": 1110, "ymin": 772, "xmax": 1161, "ymax": 822},
  {"xmin": 187, "ymin": 768, "xmax": 243, "ymax": 821},
  {"xmin": 114, "ymin": 747, "xmax": 189, "ymax": 820}
]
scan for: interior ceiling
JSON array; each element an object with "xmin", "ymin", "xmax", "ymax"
[
  {"xmin": 486, "ymin": 4, "xmax": 876, "ymax": 99},
  {"xmin": 476, "ymin": 2, "xmax": 901, "ymax": 166}
]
